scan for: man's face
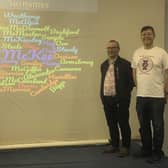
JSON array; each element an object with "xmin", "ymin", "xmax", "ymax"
[
  {"xmin": 141, "ymin": 29, "xmax": 155, "ymax": 47},
  {"xmin": 106, "ymin": 42, "xmax": 120, "ymax": 59}
]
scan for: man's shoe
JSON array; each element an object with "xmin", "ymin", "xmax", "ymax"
[
  {"xmin": 133, "ymin": 148, "xmax": 152, "ymax": 158},
  {"xmin": 146, "ymin": 152, "xmax": 162, "ymax": 164},
  {"xmin": 103, "ymin": 145, "xmax": 119, "ymax": 153},
  {"xmin": 117, "ymin": 147, "xmax": 129, "ymax": 157}
]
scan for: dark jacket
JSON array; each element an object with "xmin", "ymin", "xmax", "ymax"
[{"xmin": 100, "ymin": 56, "xmax": 134, "ymax": 104}]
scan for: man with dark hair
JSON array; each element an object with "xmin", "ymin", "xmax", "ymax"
[
  {"xmin": 100, "ymin": 40, "xmax": 134, "ymax": 157},
  {"xmin": 132, "ymin": 25, "xmax": 168, "ymax": 163}
]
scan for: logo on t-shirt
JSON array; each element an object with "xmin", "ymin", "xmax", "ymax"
[{"xmin": 138, "ymin": 56, "xmax": 153, "ymax": 73}]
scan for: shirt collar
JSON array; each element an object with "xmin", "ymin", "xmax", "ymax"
[{"xmin": 108, "ymin": 56, "xmax": 118, "ymax": 64}]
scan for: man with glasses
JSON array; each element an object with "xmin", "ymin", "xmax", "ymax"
[{"xmin": 100, "ymin": 40, "xmax": 134, "ymax": 157}]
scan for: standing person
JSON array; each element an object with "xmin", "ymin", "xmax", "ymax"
[
  {"xmin": 132, "ymin": 25, "xmax": 168, "ymax": 163},
  {"xmin": 100, "ymin": 40, "xmax": 134, "ymax": 157}
]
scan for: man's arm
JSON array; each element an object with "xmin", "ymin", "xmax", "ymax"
[
  {"xmin": 132, "ymin": 68, "xmax": 137, "ymax": 87},
  {"xmin": 164, "ymin": 69, "xmax": 168, "ymax": 99}
]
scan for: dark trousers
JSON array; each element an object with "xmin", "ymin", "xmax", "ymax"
[
  {"xmin": 136, "ymin": 97, "xmax": 165, "ymax": 152},
  {"xmin": 103, "ymin": 96, "xmax": 131, "ymax": 148}
]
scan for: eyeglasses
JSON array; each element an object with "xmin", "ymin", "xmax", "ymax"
[{"xmin": 107, "ymin": 47, "xmax": 119, "ymax": 49}]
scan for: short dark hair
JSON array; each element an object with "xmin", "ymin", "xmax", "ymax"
[
  {"xmin": 140, "ymin": 26, "xmax": 155, "ymax": 35},
  {"xmin": 108, "ymin": 40, "xmax": 120, "ymax": 49}
]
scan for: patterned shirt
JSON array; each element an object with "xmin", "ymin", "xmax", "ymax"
[{"xmin": 104, "ymin": 62, "xmax": 116, "ymax": 96}]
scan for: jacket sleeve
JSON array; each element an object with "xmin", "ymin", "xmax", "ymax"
[
  {"xmin": 100, "ymin": 64, "xmax": 105, "ymax": 104},
  {"xmin": 127, "ymin": 62, "xmax": 135, "ymax": 92}
]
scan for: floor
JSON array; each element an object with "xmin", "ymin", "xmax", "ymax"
[{"xmin": 0, "ymin": 141, "xmax": 167, "ymax": 168}]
